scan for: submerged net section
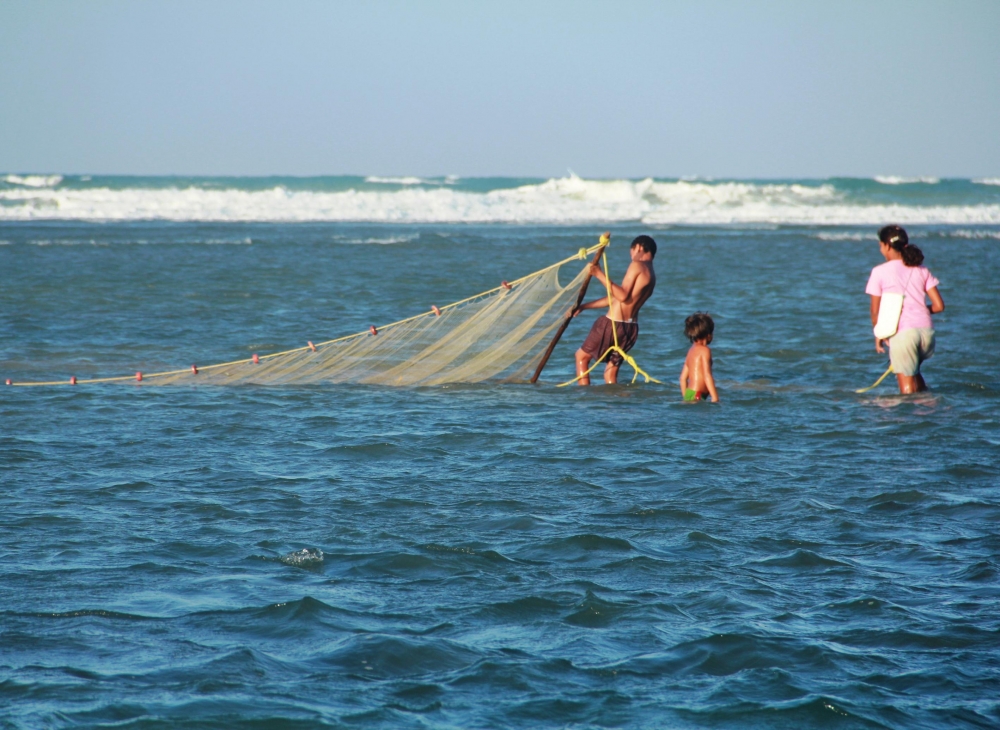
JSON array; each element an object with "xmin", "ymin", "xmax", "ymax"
[{"xmin": 128, "ymin": 248, "xmax": 596, "ymax": 387}]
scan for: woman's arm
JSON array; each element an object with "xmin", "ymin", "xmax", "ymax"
[
  {"xmin": 870, "ymin": 294, "xmax": 886, "ymax": 353},
  {"xmin": 927, "ymin": 286, "xmax": 945, "ymax": 314}
]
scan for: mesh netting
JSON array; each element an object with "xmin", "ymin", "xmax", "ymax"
[{"xmin": 142, "ymin": 251, "xmax": 593, "ymax": 387}]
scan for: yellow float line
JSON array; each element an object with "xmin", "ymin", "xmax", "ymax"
[{"xmin": 856, "ymin": 365, "xmax": 894, "ymax": 393}]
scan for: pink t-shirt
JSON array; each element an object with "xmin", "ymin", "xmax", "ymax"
[{"xmin": 865, "ymin": 259, "xmax": 939, "ymax": 332}]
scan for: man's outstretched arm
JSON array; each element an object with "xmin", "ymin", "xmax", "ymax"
[{"xmin": 571, "ymin": 297, "xmax": 611, "ymax": 316}]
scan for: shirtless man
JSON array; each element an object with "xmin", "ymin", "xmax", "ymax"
[{"xmin": 570, "ymin": 235, "xmax": 657, "ymax": 385}]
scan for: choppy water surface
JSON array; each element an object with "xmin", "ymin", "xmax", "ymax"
[{"xmin": 2, "ymin": 221, "xmax": 999, "ymax": 728}]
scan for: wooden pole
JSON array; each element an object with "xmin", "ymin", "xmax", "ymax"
[{"xmin": 530, "ymin": 235, "xmax": 609, "ymax": 384}]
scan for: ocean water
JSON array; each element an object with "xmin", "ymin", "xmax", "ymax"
[
  {"xmin": 4, "ymin": 173, "xmax": 1000, "ymax": 225},
  {"xmin": 2, "ymin": 177, "xmax": 999, "ymax": 729}
]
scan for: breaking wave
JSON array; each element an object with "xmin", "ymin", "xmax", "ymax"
[
  {"xmin": 812, "ymin": 231, "xmax": 871, "ymax": 241},
  {"xmin": 365, "ymin": 176, "xmax": 446, "ymax": 186},
  {"xmin": 2, "ymin": 174, "xmax": 999, "ymax": 225},
  {"xmin": 873, "ymin": 175, "xmax": 940, "ymax": 185},
  {"xmin": 948, "ymin": 229, "xmax": 1000, "ymax": 240},
  {"xmin": 4, "ymin": 174, "xmax": 63, "ymax": 188}
]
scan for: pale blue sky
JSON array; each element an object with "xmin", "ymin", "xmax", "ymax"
[{"xmin": 2, "ymin": 1, "xmax": 998, "ymax": 178}]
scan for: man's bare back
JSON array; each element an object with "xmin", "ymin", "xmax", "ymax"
[{"xmin": 603, "ymin": 258, "xmax": 655, "ymax": 322}]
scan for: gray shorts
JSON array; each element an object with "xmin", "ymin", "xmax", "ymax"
[{"xmin": 888, "ymin": 327, "xmax": 935, "ymax": 376}]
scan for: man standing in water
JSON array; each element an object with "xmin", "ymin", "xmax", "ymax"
[{"xmin": 571, "ymin": 235, "xmax": 657, "ymax": 385}]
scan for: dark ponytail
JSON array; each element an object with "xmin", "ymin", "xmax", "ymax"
[{"xmin": 878, "ymin": 224, "xmax": 924, "ymax": 267}]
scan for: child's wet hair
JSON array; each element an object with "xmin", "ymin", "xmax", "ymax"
[
  {"xmin": 684, "ymin": 312, "xmax": 714, "ymax": 342},
  {"xmin": 878, "ymin": 224, "xmax": 924, "ymax": 267},
  {"xmin": 631, "ymin": 235, "xmax": 657, "ymax": 257}
]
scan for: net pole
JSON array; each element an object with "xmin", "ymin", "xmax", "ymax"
[{"xmin": 529, "ymin": 235, "xmax": 610, "ymax": 384}]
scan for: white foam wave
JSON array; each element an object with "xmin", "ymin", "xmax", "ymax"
[
  {"xmin": 3, "ymin": 174, "xmax": 63, "ymax": 188},
  {"xmin": 28, "ymin": 239, "xmax": 105, "ymax": 246},
  {"xmin": 812, "ymin": 231, "xmax": 871, "ymax": 241},
  {"xmin": 334, "ymin": 234, "xmax": 419, "ymax": 245},
  {"xmin": 874, "ymin": 176, "xmax": 940, "ymax": 185},
  {"xmin": 365, "ymin": 175, "xmax": 454, "ymax": 186},
  {"xmin": 947, "ymin": 229, "xmax": 1000, "ymax": 240},
  {"xmin": 24, "ymin": 238, "xmax": 257, "ymax": 246},
  {"xmin": 2, "ymin": 176, "xmax": 999, "ymax": 225},
  {"xmin": 365, "ymin": 176, "xmax": 426, "ymax": 185},
  {"xmin": 972, "ymin": 178, "xmax": 1000, "ymax": 186},
  {"xmin": 280, "ymin": 548, "xmax": 324, "ymax": 567}
]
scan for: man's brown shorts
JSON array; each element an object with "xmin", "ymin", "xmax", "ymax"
[{"xmin": 581, "ymin": 316, "xmax": 639, "ymax": 366}]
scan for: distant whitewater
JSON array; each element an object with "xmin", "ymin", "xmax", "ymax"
[{"xmin": 2, "ymin": 174, "xmax": 1000, "ymax": 225}]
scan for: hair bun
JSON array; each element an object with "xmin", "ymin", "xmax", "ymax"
[{"xmin": 879, "ymin": 225, "xmax": 909, "ymax": 250}]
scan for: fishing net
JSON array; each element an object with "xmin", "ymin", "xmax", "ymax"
[{"xmin": 20, "ymin": 244, "xmax": 601, "ymax": 388}]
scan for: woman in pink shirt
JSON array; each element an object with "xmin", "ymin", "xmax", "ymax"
[{"xmin": 865, "ymin": 225, "xmax": 945, "ymax": 394}]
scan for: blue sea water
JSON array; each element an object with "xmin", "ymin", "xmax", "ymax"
[{"xmin": 2, "ymin": 177, "xmax": 1000, "ymax": 728}]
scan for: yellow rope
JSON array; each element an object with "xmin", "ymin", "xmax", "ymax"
[
  {"xmin": 8, "ymin": 242, "xmax": 610, "ymax": 387},
  {"xmin": 556, "ymin": 249, "xmax": 661, "ymax": 387},
  {"xmin": 856, "ymin": 365, "xmax": 894, "ymax": 393}
]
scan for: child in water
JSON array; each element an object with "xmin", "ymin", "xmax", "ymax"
[{"xmin": 679, "ymin": 313, "xmax": 719, "ymax": 403}]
